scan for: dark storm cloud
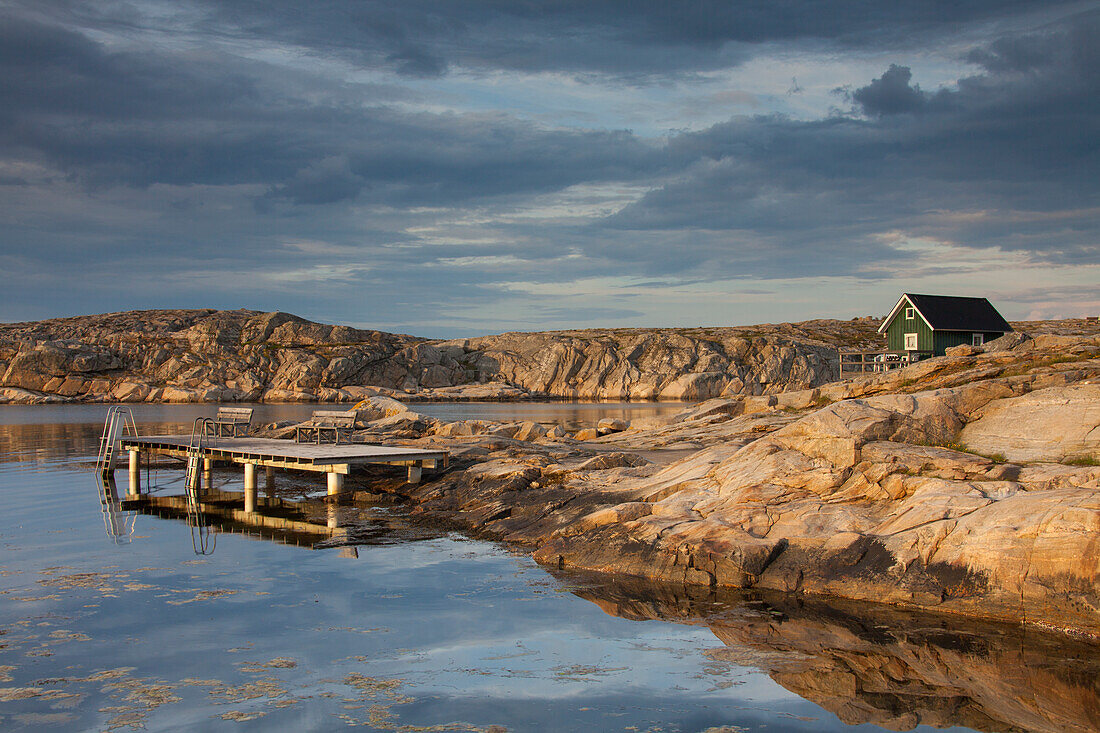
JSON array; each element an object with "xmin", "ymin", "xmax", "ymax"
[
  {"xmin": 604, "ymin": 10, "xmax": 1100, "ymax": 276},
  {"xmin": 16, "ymin": 0, "xmax": 1069, "ymax": 77},
  {"xmin": 207, "ymin": 0, "xmax": 1084, "ymax": 77},
  {"xmin": 852, "ymin": 65, "xmax": 928, "ymax": 115},
  {"xmin": 1, "ymin": 0, "xmax": 1097, "ymax": 331},
  {"xmin": 0, "ymin": 16, "xmax": 663, "ymax": 202}
]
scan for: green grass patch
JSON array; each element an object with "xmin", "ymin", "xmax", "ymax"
[
  {"xmin": 1064, "ymin": 455, "xmax": 1099, "ymax": 467},
  {"xmin": 923, "ymin": 439, "xmax": 1007, "ymax": 463}
]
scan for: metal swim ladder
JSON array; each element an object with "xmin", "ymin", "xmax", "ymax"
[
  {"xmin": 184, "ymin": 418, "xmax": 217, "ymax": 554},
  {"xmin": 96, "ymin": 407, "xmax": 138, "ymax": 477},
  {"xmin": 184, "ymin": 418, "xmax": 216, "ymax": 494}
]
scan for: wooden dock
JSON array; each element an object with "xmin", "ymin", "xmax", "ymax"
[{"xmin": 116, "ymin": 435, "xmax": 448, "ymax": 509}]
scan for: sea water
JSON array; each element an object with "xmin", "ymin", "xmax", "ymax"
[{"xmin": 0, "ymin": 404, "xmax": 1089, "ymax": 732}]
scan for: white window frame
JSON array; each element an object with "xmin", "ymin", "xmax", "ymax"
[
  {"xmin": 905, "ymin": 307, "xmax": 915, "ymax": 320},
  {"xmin": 904, "ymin": 333, "xmax": 918, "ymax": 350},
  {"xmin": 972, "ymin": 333, "xmax": 984, "ymax": 346}
]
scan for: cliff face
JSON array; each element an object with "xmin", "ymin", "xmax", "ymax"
[
  {"xmin": 0, "ymin": 310, "xmax": 420, "ymax": 403},
  {"xmin": 0, "ymin": 309, "xmax": 857, "ymax": 403},
  {"xmin": 454, "ymin": 327, "xmax": 841, "ymax": 400}
]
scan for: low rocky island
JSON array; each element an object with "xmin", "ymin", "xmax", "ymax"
[
  {"xmin": 4, "ymin": 309, "xmax": 1099, "ymax": 639},
  {"xmin": 1, "ymin": 308, "xmax": 894, "ymax": 403}
]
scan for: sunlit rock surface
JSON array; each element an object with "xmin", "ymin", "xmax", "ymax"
[
  {"xmin": 6, "ymin": 309, "xmax": 1100, "ymax": 636},
  {"xmin": 275, "ymin": 330, "xmax": 1100, "ymax": 635},
  {"xmin": 1, "ymin": 309, "xmax": 875, "ymax": 403}
]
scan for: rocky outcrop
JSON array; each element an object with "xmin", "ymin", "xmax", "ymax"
[
  {"xmin": 0, "ymin": 309, "xmax": 859, "ymax": 403},
  {"xmin": 455, "ymin": 327, "xmax": 840, "ymax": 400},
  {"xmin": 533, "ymin": 372, "xmax": 1100, "ymax": 634},
  {"xmin": 959, "ymin": 384, "xmax": 1100, "ymax": 462},
  {"xmin": 293, "ymin": 331, "xmax": 1100, "ymax": 635},
  {"xmin": 4, "ymin": 309, "xmax": 1098, "ymax": 404},
  {"xmin": 0, "ymin": 309, "xmax": 422, "ymax": 404}
]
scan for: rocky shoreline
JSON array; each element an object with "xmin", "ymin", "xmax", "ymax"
[
  {"xmin": 1, "ymin": 308, "xmax": 890, "ymax": 404},
  {"xmin": 4, "ymin": 309, "xmax": 1096, "ymax": 406},
  {"xmin": 249, "ymin": 329, "xmax": 1100, "ymax": 637},
  {"xmin": 4, "ymin": 309, "xmax": 1100, "ymax": 637}
]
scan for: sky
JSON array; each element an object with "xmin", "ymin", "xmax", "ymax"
[{"xmin": 1, "ymin": 1, "xmax": 1097, "ymax": 337}]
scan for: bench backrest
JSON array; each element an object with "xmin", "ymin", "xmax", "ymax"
[
  {"xmin": 310, "ymin": 410, "xmax": 358, "ymax": 427},
  {"xmin": 215, "ymin": 407, "xmax": 254, "ymax": 423}
]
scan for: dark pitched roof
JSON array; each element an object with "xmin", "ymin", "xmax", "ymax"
[{"xmin": 899, "ymin": 294, "xmax": 1012, "ymax": 332}]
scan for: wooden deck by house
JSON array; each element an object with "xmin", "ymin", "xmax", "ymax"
[{"xmin": 838, "ymin": 349, "xmax": 932, "ymax": 376}]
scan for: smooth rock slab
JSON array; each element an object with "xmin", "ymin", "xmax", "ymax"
[{"xmin": 960, "ymin": 384, "xmax": 1100, "ymax": 461}]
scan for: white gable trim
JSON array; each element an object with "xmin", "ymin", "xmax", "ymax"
[{"xmin": 878, "ymin": 294, "xmax": 933, "ymax": 334}]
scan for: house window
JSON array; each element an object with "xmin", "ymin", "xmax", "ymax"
[
  {"xmin": 972, "ymin": 333, "xmax": 984, "ymax": 346},
  {"xmin": 904, "ymin": 333, "xmax": 918, "ymax": 350},
  {"xmin": 905, "ymin": 307, "xmax": 915, "ymax": 320}
]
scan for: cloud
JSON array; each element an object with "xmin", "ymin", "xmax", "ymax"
[
  {"xmin": 0, "ymin": 15, "xmax": 665, "ymax": 203},
  {"xmin": 13, "ymin": 0, "xmax": 1077, "ymax": 78},
  {"xmin": 600, "ymin": 10, "xmax": 1100, "ymax": 278},
  {"xmin": 0, "ymin": 1, "xmax": 1096, "ymax": 334},
  {"xmin": 852, "ymin": 65, "xmax": 927, "ymax": 115}
]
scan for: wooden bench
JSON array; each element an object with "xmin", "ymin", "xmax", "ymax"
[
  {"xmin": 295, "ymin": 410, "xmax": 358, "ymax": 444},
  {"xmin": 209, "ymin": 407, "xmax": 253, "ymax": 437}
]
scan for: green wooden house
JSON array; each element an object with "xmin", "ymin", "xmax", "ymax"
[{"xmin": 878, "ymin": 294, "xmax": 1012, "ymax": 357}]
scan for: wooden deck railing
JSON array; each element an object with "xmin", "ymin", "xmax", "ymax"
[{"xmin": 838, "ymin": 350, "xmax": 932, "ymax": 376}]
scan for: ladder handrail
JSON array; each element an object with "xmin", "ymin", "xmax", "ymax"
[
  {"xmin": 184, "ymin": 417, "xmax": 218, "ymax": 554},
  {"xmin": 97, "ymin": 407, "xmax": 138, "ymax": 475},
  {"xmin": 184, "ymin": 417, "xmax": 216, "ymax": 497}
]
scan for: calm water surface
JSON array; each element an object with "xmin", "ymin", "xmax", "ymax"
[{"xmin": 0, "ymin": 404, "xmax": 1094, "ymax": 732}]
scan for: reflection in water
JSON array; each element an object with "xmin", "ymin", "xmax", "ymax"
[
  {"xmin": 556, "ymin": 572, "xmax": 1100, "ymax": 733},
  {"xmin": 97, "ymin": 475, "xmax": 137, "ymax": 544},
  {"xmin": 96, "ymin": 473, "xmax": 446, "ymax": 555}
]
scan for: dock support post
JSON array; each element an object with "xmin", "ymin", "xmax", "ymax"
[
  {"xmin": 327, "ymin": 472, "xmax": 344, "ymax": 496},
  {"xmin": 128, "ymin": 450, "xmax": 141, "ymax": 496},
  {"xmin": 407, "ymin": 464, "xmax": 422, "ymax": 484},
  {"xmin": 265, "ymin": 467, "xmax": 275, "ymax": 493},
  {"xmin": 243, "ymin": 463, "xmax": 257, "ymax": 513}
]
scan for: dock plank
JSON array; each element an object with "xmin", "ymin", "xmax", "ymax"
[{"xmin": 120, "ymin": 435, "xmax": 448, "ymax": 468}]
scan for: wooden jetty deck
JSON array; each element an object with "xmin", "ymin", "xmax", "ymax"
[{"xmin": 116, "ymin": 435, "xmax": 448, "ymax": 509}]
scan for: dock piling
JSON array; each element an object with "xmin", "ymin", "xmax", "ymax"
[
  {"xmin": 243, "ymin": 463, "xmax": 257, "ymax": 512},
  {"xmin": 118, "ymin": 435, "xmax": 447, "ymax": 500},
  {"xmin": 128, "ymin": 449, "xmax": 141, "ymax": 496}
]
